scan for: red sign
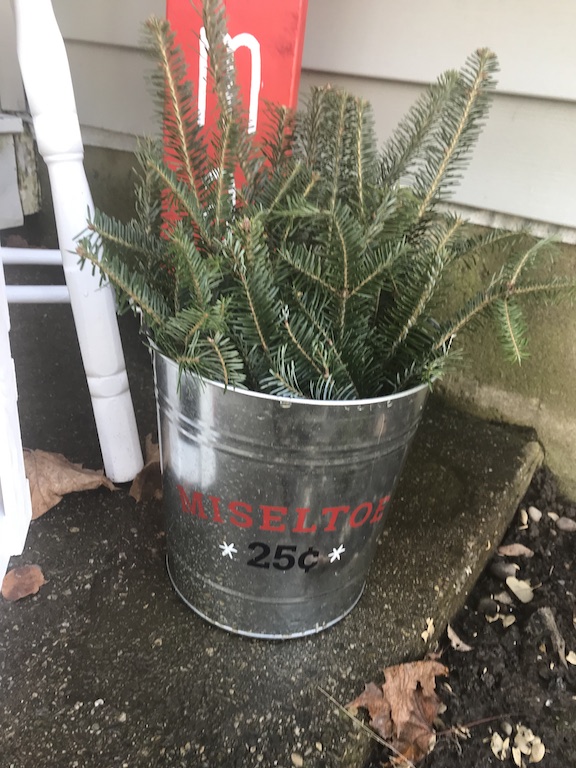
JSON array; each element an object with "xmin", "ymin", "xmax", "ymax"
[{"xmin": 166, "ymin": 0, "xmax": 308, "ymax": 142}]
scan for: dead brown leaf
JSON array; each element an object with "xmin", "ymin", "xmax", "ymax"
[
  {"xmin": 2, "ymin": 565, "xmax": 46, "ymax": 601},
  {"xmin": 348, "ymin": 660, "xmax": 448, "ymax": 764},
  {"xmin": 506, "ymin": 576, "xmax": 534, "ymax": 604},
  {"xmin": 24, "ymin": 449, "xmax": 116, "ymax": 519},
  {"xmin": 5, "ymin": 234, "xmax": 30, "ymax": 248},
  {"xmin": 129, "ymin": 434, "xmax": 162, "ymax": 503},
  {"xmin": 447, "ymin": 624, "xmax": 473, "ymax": 652}
]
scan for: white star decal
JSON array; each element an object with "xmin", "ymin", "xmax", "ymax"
[
  {"xmin": 328, "ymin": 545, "xmax": 345, "ymax": 563},
  {"xmin": 219, "ymin": 542, "xmax": 238, "ymax": 559}
]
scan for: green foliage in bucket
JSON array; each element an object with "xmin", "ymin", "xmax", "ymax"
[{"xmin": 78, "ymin": 0, "xmax": 575, "ymax": 400}]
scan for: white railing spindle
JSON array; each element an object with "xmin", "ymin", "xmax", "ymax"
[{"xmin": 13, "ymin": 0, "xmax": 143, "ymax": 482}]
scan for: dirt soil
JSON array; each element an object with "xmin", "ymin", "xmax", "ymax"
[{"xmin": 365, "ymin": 465, "xmax": 576, "ymax": 768}]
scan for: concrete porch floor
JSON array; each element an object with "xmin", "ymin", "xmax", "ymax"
[{"xmin": 0, "ymin": 295, "xmax": 543, "ymax": 768}]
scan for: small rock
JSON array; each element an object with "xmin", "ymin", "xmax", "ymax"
[
  {"xmin": 478, "ymin": 597, "xmax": 499, "ymax": 615},
  {"xmin": 493, "ymin": 591, "xmax": 514, "ymax": 606},
  {"xmin": 547, "ymin": 511, "xmax": 559, "ymax": 521},
  {"xmin": 117, "ymin": 712, "xmax": 127, "ymax": 723},
  {"xmin": 501, "ymin": 721, "xmax": 513, "ymax": 736},
  {"xmin": 490, "ymin": 560, "xmax": 519, "ymax": 580},
  {"xmin": 506, "ymin": 576, "xmax": 534, "ymax": 603},
  {"xmin": 556, "ymin": 517, "xmax": 576, "ymax": 532},
  {"xmin": 291, "ymin": 753, "xmax": 304, "ymax": 767},
  {"xmin": 528, "ymin": 506, "xmax": 542, "ymax": 522}
]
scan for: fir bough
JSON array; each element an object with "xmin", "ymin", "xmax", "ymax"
[{"xmin": 78, "ymin": 0, "xmax": 575, "ymax": 400}]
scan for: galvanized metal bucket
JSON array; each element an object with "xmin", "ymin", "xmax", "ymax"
[{"xmin": 154, "ymin": 351, "xmax": 429, "ymax": 639}]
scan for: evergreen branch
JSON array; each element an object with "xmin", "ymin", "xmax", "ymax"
[
  {"xmin": 145, "ymin": 18, "xmax": 206, "ymax": 216},
  {"xmin": 506, "ymin": 237, "xmax": 555, "ymax": 288},
  {"xmin": 498, "ymin": 298, "xmax": 526, "ymax": 363},
  {"xmin": 207, "ymin": 335, "xmax": 229, "ymax": 385},
  {"xmin": 143, "ymin": 155, "xmax": 210, "ymax": 241},
  {"xmin": 269, "ymin": 162, "xmax": 307, "ymax": 211},
  {"xmin": 265, "ymin": 369, "xmax": 305, "ymax": 399},
  {"xmin": 278, "ymin": 245, "xmax": 339, "ymax": 295},
  {"xmin": 86, "ymin": 215, "xmax": 160, "ymax": 264},
  {"xmin": 508, "ymin": 278, "xmax": 576, "ymax": 298},
  {"xmin": 175, "ymin": 353, "xmax": 201, "ymax": 367},
  {"xmin": 77, "ymin": 244, "xmax": 168, "ymax": 326},
  {"xmin": 416, "ymin": 49, "xmax": 498, "ymax": 218},
  {"xmin": 381, "ymin": 70, "xmax": 460, "ymax": 186},
  {"xmin": 233, "ymin": 256, "xmax": 270, "ymax": 355},
  {"xmin": 328, "ymin": 91, "xmax": 349, "ymax": 216},
  {"xmin": 290, "ymin": 290, "xmax": 360, "ymax": 397},
  {"xmin": 261, "ymin": 102, "xmax": 295, "ymax": 168},
  {"xmin": 349, "ymin": 240, "xmax": 407, "ymax": 297},
  {"xmin": 333, "ymin": 213, "xmax": 350, "ymax": 336},
  {"xmin": 282, "ymin": 311, "xmax": 327, "ymax": 379},
  {"xmin": 388, "ymin": 252, "xmax": 446, "ymax": 355},
  {"xmin": 264, "ymin": 347, "xmax": 306, "ymax": 398},
  {"xmin": 432, "ymin": 266, "xmax": 512, "ymax": 353},
  {"xmin": 184, "ymin": 312, "xmax": 210, "ymax": 346},
  {"xmin": 278, "ymin": 173, "xmax": 320, "ymax": 247},
  {"xmin": 213, "ymin": 121, "xmax": 235, "ymax": 230},
  {"xmin": 355, "ymin": 98, "xmax": 367, "ymax": 218}
]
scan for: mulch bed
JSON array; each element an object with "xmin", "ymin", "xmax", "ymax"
[{"xmin": 366, "ymin": 465, "xmax": 576, "ymax": 767}]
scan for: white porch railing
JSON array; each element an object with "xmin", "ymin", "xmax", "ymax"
[
  {"xmin": 0, "ymin": 0, "xmax": 145, "ymax": 580},
  {"xmin": 0, "ymin": 259, "xmax": 32, "ymax": 581}
]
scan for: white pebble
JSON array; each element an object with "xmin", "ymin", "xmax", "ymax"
[
  {"xmin": 528, "ymin": 506, "xmax": 542, "ymax": 522},
  {"xmin": 556, "ymin": 517, "xmax": 576, "ymax": 532}
]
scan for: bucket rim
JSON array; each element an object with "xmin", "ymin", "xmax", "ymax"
[{"xmin": 153, "ymin": 348, "xmax": 430, "ymax": 408}]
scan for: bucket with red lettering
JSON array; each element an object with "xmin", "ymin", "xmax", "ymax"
[{"xmin": 153, "ymin": 350, "xmax": 428, "ymax": 638}]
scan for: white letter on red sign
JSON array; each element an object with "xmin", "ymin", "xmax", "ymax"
[{"xmin": 198, "ymin": 27, "xmax": 262, "ymax": 134}]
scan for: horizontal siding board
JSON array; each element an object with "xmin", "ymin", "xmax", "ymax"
[
  {"xmin": 303, "ymin": 0, "xmax": 576, "ymax": 103},
  {"xmin": 52, "ymin": 0, "xmax": 164, "ymax": 48},
  {"xmin": 300, "ymin": 71, "xmax": 576, "ymax": 230},
  {"xmin": 0, "ymin": 0, "xmax": 26, "ymax": 111},
  {"xmin": 66, "ymin": 43, "xmax": 158, "ymax": 137}
]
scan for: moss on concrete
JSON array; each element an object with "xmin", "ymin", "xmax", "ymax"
[{"xmin": 439, "ymin": 239, "xmax": 576, "ymax": 497}]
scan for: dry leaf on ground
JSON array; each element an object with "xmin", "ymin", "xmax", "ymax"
[
  {"xmin": 498, "ymin": 543, "xmax": 534, "ymax": 558},
  {"xmin": 421, "ymin": 617, "xmax": 435, "ymax": 643},
  {"xmin": 129, "ymin": 434, "xmax": 162, "ymax": 503},
  {"xmin": 2, "ymin": 565, "xmax": 46, "ymax": 601},
  {"xmin": 447, "ymin": 624, "xmax": 473, "ymax": 652},
  {"xmin": 24, "ymin": 449, "xmax": 116, "ymax": 518},
  {"xmin": 506, "ymin": 576, "xmax": 534, "ymax": 604},
  {"xmin": 348, "ymin": 660, "xmax": 448, "ymax": 764}
]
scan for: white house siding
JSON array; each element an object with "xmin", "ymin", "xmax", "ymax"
[
  {"xmin": 1, "ymin": 0, "xmax": 576, "ymax": 230},
  {"xmin": 0, "ymin": 0, "xmax": 25, "ymax": 112}
]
